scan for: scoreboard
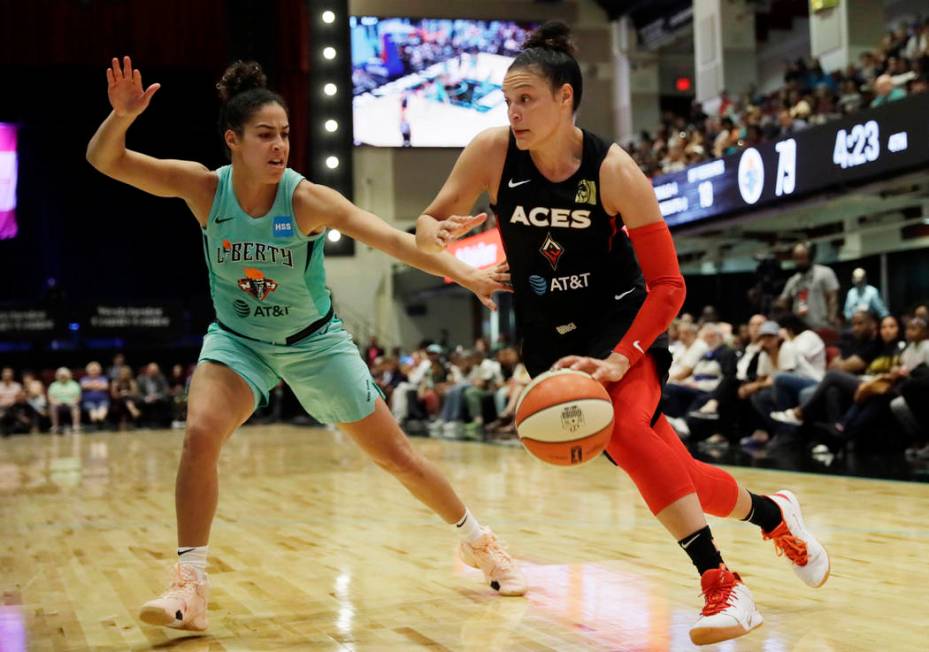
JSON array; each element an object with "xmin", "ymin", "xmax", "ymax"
[{"xmin": 652, "ymin": 92, "xmax": 929, "ymax": 229}]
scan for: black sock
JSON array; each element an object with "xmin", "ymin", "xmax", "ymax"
[
  {"xmin": 678, "ymin": 525, "xmax": 724, "ymax": 576},
  {"xmin": 742, "ymin": 492, "xmax": 783, "ymax": 533}
]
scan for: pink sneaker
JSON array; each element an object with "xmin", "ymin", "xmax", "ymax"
[
  {"xmin": 139, "ymin": 563, "xmax": 209, "ymax": 631},
  {"xmin": 459, "ymin": 528, "xmax": 527, "ymax": 596}
]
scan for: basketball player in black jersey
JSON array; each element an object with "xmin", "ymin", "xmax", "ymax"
[{"xmin": 416, "ymin": 21, "xmax": 830, "ymax": 646}]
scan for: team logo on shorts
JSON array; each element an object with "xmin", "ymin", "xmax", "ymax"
[
  {"xmin": 575, "ymin": 179, "xmax": 597, "ymax": 205},
  {"xmin": 561, "ymin": 404, "xmax": 585, "ymax": 433},
  {"xmin": 238, "ymin": 267, "xmax": 278, "ymax": 301},
  {"xmin": 539, "ymin": 232, "xmax": 564, "ymax": 270}
]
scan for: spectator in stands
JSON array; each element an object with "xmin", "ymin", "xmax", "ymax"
[
  {"xmin": 737, "ymin": 321, "xmax": 793, "ymax": 448},
  {"xmin": 780, "ymin": 243, "xmax": 840, "ymax": 330},
  {"xmin": 107, "ymin": 353, "xmax": 128, "ymax": 383},
  {"xmin": 111, "ymin": 365, "xmax": 141, "ymax": 429},
  {"xmin": 0, "ymin": 367, "xmax": 22, "ymax": 419},
  {"xmin": 844, "ymin": 268, "xmax": 889, "ymax": 320},
  {"xmin": 463, "ymin": 349, "xmax": 504, "ymax": 436},
  {"xmin": 392, "ymin": 345, "xmax": 438, "ymax": 423},
  {"xmin": 80, "ymin": 361, "xmax": 110, "ymax": 430},
  {"xmin": 915, "ymin": 304, "xmax": 929, "ymax": 323},
  {"xmin": 417, "ymin": 349, "xmax": 452, "ymax": 418},
  {"xmin": 858, "ymin": 51, "xmax": 879, "ymax": 83},
  {"xmin": 373, "ymin": 356, "xmax": 406, "ymax": 405},
  {"xmin": 24, "ymin": 377, "xmax": 49, "ymax": 433},
  {"xmin": 831, "ymin": 310, "xmax": 884, "ymax": 373},
  {"xmin": 169, "ymin": 364, "xmax": 189, "ymax": 429},
  {"xmin": 664, "ymin": 324, "xmax": 737, "ymax": 440},
  {"xmin": 769, "ymin": 314, "xmax": 827, "ymax": 415},
  {"xmin": 137, "ymin": 362, "xmax": 171, "ymax": 427},
  {"xmin": 668, "ymin": 321, "xmax": 708, "ymax": 382},
  {"xmin": 0, "ymin": 390, "xmax": 36, "ymax": 437},
  {"xmin": 902, "ymin": 20, "xmax": 929, "ymax": 60},
  {"xmin": 48, "ymin": 367, "xmax": 81, "ymax": 434},
  {"xmin": 365, "ymin": 336, "xmax": 385, "ymax": 368},
  {"xmin": 487, "ymin": 347, "xmax": 529, "ymax": 437},
  {"xmin": 687, "ymin": 315, "xmax": 768, "ymax": 442},
  {"xmin": 838, "ymin": 78, "xmax": 864, "ymax": 114},
  {"xmin": 770, "ymin": 311, "xmax": 891, "ymax": 427},
  {"xmin": 870, "ymin": 74, "xmax": 907, "ymax": 107},
  {"xmin": 834, "ymin": 316, "xmax": 929, "ymax": 450}
]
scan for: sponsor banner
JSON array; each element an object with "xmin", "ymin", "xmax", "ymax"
[{"xmin": 0, "ymin": 308, "xmax": 56, "ymax": 336}]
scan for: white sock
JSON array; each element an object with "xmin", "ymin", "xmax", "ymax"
[
  {"xmin": 177, "ymin": 546, "xmax": 208, "ymax": 575},
  {"xmin": 455, "ymin": 509, "xmax": 485, "ymax": 543}
]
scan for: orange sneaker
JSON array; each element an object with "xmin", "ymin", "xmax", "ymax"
[
  {"xmin": 139, "ymin": 563, "xmax": 209, "ymax": 631},
  {"xmin": 765, "ymin": 490, "xmax": 830, "ymax": 588},
  {"xmin": 459, "ymin": 528, "xmax": 527, "ymax": 596},
  {"xmin": 689, "ymin": 566, "xmax": 763, "ymax": 646}
]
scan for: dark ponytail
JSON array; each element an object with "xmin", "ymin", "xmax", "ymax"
[
  {"xmin": 216, "ymin": 60, "xmax": 287, "ymax": 158},
  {"xmin": 511, "ymin": 21, "xmax": 582, "ymax": 111}
]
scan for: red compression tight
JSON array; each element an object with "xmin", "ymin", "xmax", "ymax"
[{"xmin": 605, "ymin": 356, "xmax": 739, "ymax": 517}]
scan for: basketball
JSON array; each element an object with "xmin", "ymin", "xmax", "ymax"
[{"xmin": 514, "ymin": 369, "xmax": 614, "ymax": 466}]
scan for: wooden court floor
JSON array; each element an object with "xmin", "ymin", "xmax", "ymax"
[{"xmin": 2, "ymin": 425, "xmax": 928, "ymax": 651}]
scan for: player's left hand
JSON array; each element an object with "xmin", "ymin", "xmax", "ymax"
[
  {"xmin": 553, "ymin": 352, "xmax": 631, "ymax": 385},
  {"xmin": 462, "ymin": 261, "xmax": 512, "ymax": 311}
]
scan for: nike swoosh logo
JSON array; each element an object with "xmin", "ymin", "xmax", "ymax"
[
  {"xmin": 633, "ymin": 340, "xmax": 645, "ymax": 354},
  {"xmin": 508, "ymin": 178, "xmax": 531, "ymax": 188},
  {"xmin": 177, "ymin": 547, "xmax": 196, "ymax": 556},
  {"xmin": 215, "ymin": 216, "xmax": 235, "ymax": 224},
  {"xmin": 681, "ymin": 533, "xmax": 701, "ymax": 549},
  {"xmin": 614, "ymin": 288, "xmax": 635, "ymax": 302}
]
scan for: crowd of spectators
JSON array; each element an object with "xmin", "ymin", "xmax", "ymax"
[
  {"xmin": 631, "ymin": 19, "xmax": 929, "ymax": 177},
  {"xmin": 364, "ymin": 335, "xmax": 531, "ymax": 443},
  {"xmin": 661, "ymin": 247, "xmax": 929, "ymax": 465},
  {"xmin": 0, "ymin": 356, "xmax": 190, "ymax": 436},
  {"xmin": 4, "ymin": 248, "xmax": 927, "ymax": 473}
]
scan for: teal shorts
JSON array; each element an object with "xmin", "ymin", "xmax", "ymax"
[{"xmin": 197, "ymin": 317, "xmax": 381, "ymax": 424}]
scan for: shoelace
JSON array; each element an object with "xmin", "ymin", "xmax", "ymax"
[
  {"xmin": 700, "ymin": 572, "xmax": 737, "ymax": 616},
  {"xmin": 763, "ymin": 523, "xmax": 809, "ymax": 566},
  {"xmin": 163, "ymin": 566, "xmax": 203, "ymax": 600},
  {"xmin": 470, "ymin": 536, "xmax": 514, "ymax": 575}
]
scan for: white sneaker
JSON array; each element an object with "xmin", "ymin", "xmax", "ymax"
[
  {"xmin": 459, "ymin": 528, "xmax": 527, "ymax": 596},
  {"xmin": 690, "ymin": 566, "xmax": 763, "ymax": 646},
  {"xmin": 770, "ymin": 409, "xmax": 803, "ymax": 426},
  {"xmin": 764, "ymin": 490, "xmax": 830, "ymax": 588}
]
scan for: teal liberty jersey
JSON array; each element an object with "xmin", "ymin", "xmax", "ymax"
[{"xmin": 203, "ymin": 165, "xmax": 331, "ymax": 343}]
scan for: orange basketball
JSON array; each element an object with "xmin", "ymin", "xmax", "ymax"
[{"xmin": 514, "ymin": 369, "xmax": 614, "ymax": 466}]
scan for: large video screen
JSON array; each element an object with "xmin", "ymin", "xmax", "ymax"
[
  {"xmin": 350, "ymin": 17, "xmax": 538, "ymax": 148},
  {"xmin": 0, "ymin": 123, "xmax": 17, "ymax": 240}
]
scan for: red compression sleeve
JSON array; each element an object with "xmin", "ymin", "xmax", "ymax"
[{"xmin": 613, "ymin": 221, "xmax": 686, "ymax": 366}]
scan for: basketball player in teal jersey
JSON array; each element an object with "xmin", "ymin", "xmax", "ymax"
[{"xmin": 87, "ymin": 57, "xmax": 526, "ymax": 631}]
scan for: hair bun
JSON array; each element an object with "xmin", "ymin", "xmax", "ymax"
[
  {"xmin": 524, "ymin": 20, "xmax": 576, "ymax": 57},
  {"xmin": 217, "ymin": 60, "xmax": 267, "ymax": 103}
]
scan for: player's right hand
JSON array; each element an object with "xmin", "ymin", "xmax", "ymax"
[
  {"xmin": 107, "ymin": 56, "xmax": 160, "ymax": 119},
  {"xmin": 417, "ymin": 213, "xmax": 487, "ymax": 252}
]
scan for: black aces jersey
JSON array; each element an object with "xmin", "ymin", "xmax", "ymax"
[{"xmin": 491, "ymin": 129, "xmax": 668, "ymax": 377}]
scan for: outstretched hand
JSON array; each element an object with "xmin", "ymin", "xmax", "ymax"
[
  {"xmin": 418, "ymin": 213, "xmax": 488, "ymax": 253},
  {"xmin": 462, "ymin": 260, "xmax": 512, "ymax": 311},
  {"xmin": 107, "ymin": 56, "xmax": 160, "ymax": 119}
]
